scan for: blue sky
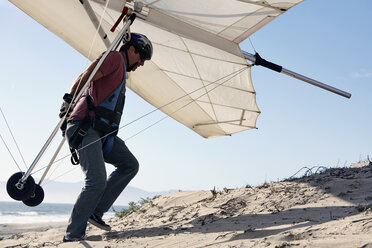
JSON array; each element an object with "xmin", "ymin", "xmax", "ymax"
[{"xmin": 0, "ymin": 0, "xmax": 371, "ymax": 194}]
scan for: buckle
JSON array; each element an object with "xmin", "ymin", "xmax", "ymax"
[{"xmin": 77, "ymin": 128, "xmax": 87, "ymax": 136}]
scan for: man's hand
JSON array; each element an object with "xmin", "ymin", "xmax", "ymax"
[{"xmin": 59, "ymin": 93, "xmax": 73, "ymax": 136}]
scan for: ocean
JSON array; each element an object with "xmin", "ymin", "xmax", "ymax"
[{"xmin": 0, "ymin": 201, "xmax": 127, "ymax": 224}]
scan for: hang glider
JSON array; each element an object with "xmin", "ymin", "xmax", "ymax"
[
  {"xmin": 6, "ymin": 0, "xmax": 351, "ymax": 206},
  {"xmin": 8, "ymin": 0, "xmax": 311, "ymax": 138}
]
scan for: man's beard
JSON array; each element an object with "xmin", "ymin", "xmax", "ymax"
[{"xmin": 127, "ymin": 62, "xmax": 138, "ymax": 72}]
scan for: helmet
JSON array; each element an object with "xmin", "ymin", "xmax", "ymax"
[{"xmin": 121, "ymin": 33, "xmax": 153, "ymax": 61}]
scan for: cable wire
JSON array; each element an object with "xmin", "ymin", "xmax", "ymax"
[
  {"xmin": 248, "ymin": 37, "xmax": 257, "ymax": 53},
  {"xmin": 0, "ymin": 108, "xmax": 28, "ymax": 170},
  {"xmin": 0, "ymin": 133, "xmax": 22, "ymax": 172},
  {"xmin": 31, "ymin": 66, "xmax": 249, "ymax": 178},
  {"xmin": 126, "ymin": 66, "xmax": 249, "ymax": 141}
]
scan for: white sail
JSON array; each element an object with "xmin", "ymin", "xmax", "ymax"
[{"xmin": 9, "ymin": 0, "xmax": 303, "ymax": 138}]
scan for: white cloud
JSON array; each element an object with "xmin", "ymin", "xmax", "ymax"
[{"xmin": 351, "ymin": 69, "xmax": 372, "ymax": 79}]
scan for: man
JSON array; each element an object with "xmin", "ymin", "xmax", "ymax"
[{"xmin": 59, "ymin": 33, "xmax": 153, "ymax": 242}]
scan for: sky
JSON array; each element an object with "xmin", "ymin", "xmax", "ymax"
[{"xmin": 0, "ymin": 0, "xmax": 372, "ymax": 196}]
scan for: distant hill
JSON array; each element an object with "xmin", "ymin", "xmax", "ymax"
[{"xmin": 0, "ymin": 180, "xmax": 178, "ymax": 205}]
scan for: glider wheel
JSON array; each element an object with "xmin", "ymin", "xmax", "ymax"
[
  {"xmin": 23, "ymin": 184, "xmax": 44, "ymax": 207},
  {"xmin": 6, "ymin": 172, "xmax": 36, "ymax": 201}
]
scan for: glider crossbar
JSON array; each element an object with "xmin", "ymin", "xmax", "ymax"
[
  {"xmin": 19, "ymin": 13, "xmax": 137, "ymax": 185},
  {"xmin": 242, "ymin": 51, "xmax": 352, "ymax": 99},
  {"xmin": 193, "ymin": 119, "xmax": 246, "ymax": 128},
  {"xmin": 81, "ymin": 0, "xmax": 111, "ymax": 48}
]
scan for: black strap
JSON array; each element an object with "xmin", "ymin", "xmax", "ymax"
[
  {"xmin": 67, "ymin": 117, "xmax": 91, "ymax": 165},
  {"xmin": 70, "ymin": 147, "xmax": 80, "ymax": 165},
  {"xmin": 114, "ymin": 83, "xmax": 126, "ymax": 114},
  {"xmin": 94, "ymin": 106, "xmax": 121, "ymax": 124},
  {"xmin": 86, "ymin": 88, "xmax": 95, "ymax": 111}
]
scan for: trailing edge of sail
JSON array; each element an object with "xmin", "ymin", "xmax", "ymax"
[{"xmin": 9, "ymin": 0, "xmax": 303, "ymax": 138}]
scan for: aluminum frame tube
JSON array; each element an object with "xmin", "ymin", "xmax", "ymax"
[
  {"xmin": 81, "ymin": 0, "xmax": 111, "ymax": 48},
  {"xmin": 38, "ymin": 137, "xmax": 66, "ymax": 185},
  {"xmin": 242, "ymin": 51, "xmax": 351, "ymax": 99},
  {"xmin": 280, "ymin": 68, "xmax": 351, "ymax": 98}
]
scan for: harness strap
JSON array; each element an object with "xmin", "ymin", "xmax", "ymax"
[
  {"xmin": 114, "ymin": 80, "xmax": 126, "ymax": 115},
  {"xmin": 66, "ymin": 115, "xmax": 92, "ymax": 165},
  {"xmin": 93, "ymin": 106, "xmax": 121, "ymax": 124},
  {"xmin": 70, "ymin": 147, "xmax": 80, "ymax": 165}
]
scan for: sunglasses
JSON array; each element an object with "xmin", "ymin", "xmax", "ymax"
[{"xmin": 134, "ymin": 48, "xmax": 150, "ymax": 62}]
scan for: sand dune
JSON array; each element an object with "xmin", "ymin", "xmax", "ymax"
[{"xmin": 1, "ymin": 163, "xmax": 372, "ymax": 247}]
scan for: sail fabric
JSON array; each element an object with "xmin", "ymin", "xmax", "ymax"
[{"xmin": 9, "ymin": 0, "xmax": 303, "ymax": 138}]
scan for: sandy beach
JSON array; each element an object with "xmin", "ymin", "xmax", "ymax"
[
  {"xmin": 0, "ymin": 222, "xmax": 66, "ymax": 240},
  {"xmin": 1, "ymin": 163, "xmax": 372, "ymax": 247}
]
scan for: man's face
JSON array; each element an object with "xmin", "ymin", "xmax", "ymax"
[{"xmin": 127, "ymin": 45, "xmax": 145, "ymax": 72}]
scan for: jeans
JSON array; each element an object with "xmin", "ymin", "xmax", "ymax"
[{"xmin": 65, "ymin": 122, "xmax": 139, "ymax": 238}]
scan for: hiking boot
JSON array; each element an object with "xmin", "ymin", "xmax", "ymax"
[
  {"xmin": 62, "ymin": 236, "xmax": 82, "ymax": 242},
  {"xmin": 88, "ymin": 213, "xmax": 111, "ymax": 231}
]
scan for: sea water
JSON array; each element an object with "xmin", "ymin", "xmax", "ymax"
[{"xmin": 0, "ymin": 201, "xmax": 127, "ymax": 224}]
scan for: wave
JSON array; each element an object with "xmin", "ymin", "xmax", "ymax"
[
  {"xmin": 0, "ymin": 214, "xmax": 115, "ymax": 224},
  {"xmin": 0, "ymin": 214, "xmax": 70, "ymax": 224},
  {"xmin": 0, "ymin": 212, "xmax": 116, "ymax": 224},
  {"xmin": 0, "ymin": 201, "xmax": 122, "ymax": 224},
  {"xmin": 0, "ymin": 211, "xmax": 38, "ymax": 216}
]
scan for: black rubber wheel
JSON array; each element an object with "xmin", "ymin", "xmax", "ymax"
[
  {"xmin": 6, "ymin": 172, "xmax": 36, "ymax": 201},
  {"xmin": 23, "ymin": 184, "xmax": 44, "ymax": 207}
]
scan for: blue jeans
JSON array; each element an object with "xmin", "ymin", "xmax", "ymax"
[{"xmin": 65, "ymin": 123, "xmax": 139, "ymax": 238}]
